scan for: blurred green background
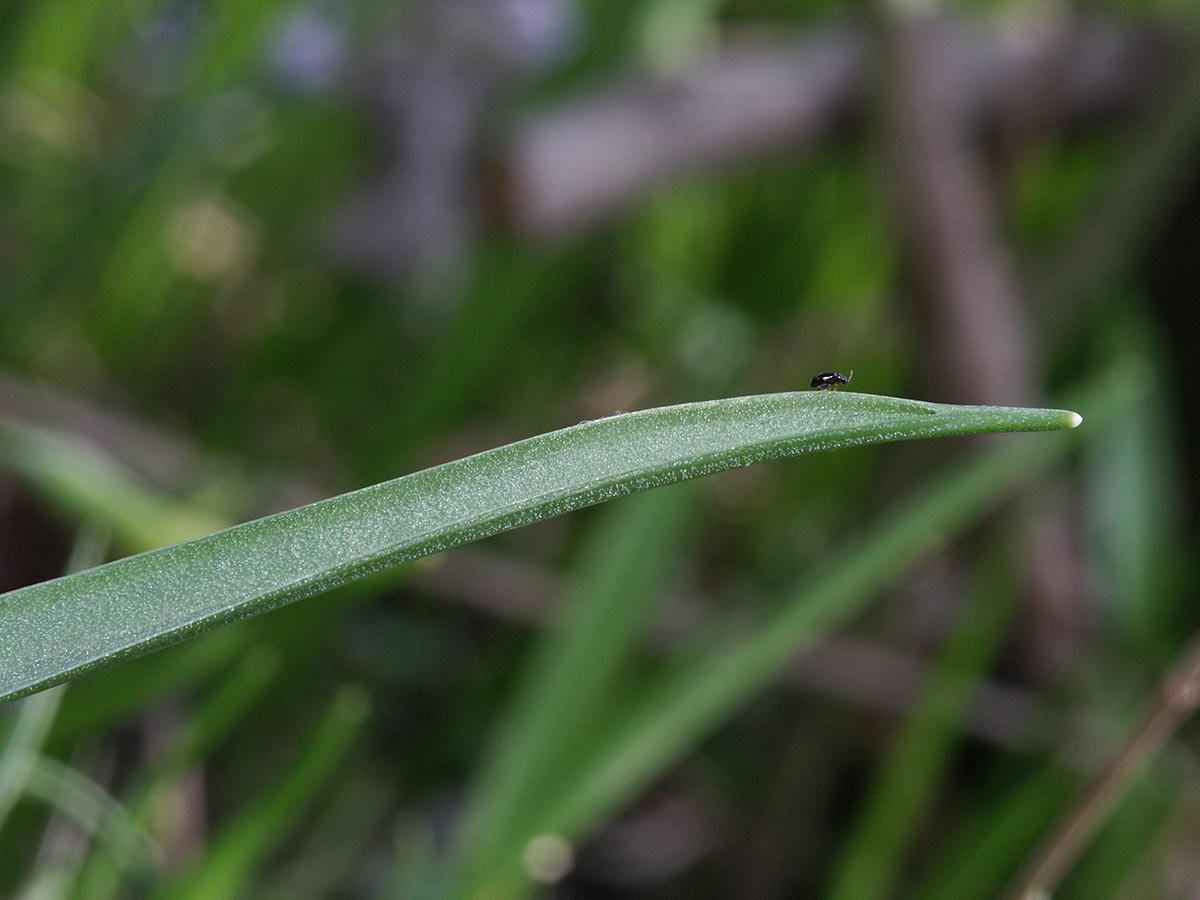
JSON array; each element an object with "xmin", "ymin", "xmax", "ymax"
[{"xmin": 3, "ymin": 0, "xmax": 1200, "ymax": 897}]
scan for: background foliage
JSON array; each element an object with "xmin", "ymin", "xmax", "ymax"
[{"xmin": 1, "ymin": 0, "xmax": 1199, "ymax": 898}]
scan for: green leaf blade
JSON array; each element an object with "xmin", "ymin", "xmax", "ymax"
[{"xmin": 0, "ymin": 392, "xmax": 1079, "ymax": 703}]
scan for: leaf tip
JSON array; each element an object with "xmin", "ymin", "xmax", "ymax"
[{"xmin": 1067, "ymin": 411, "xmax": 1083, "ymax": 429}]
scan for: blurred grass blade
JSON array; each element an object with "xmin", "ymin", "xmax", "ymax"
[
  {"xmin": 0, "ymin": 685, "xmax": 65, "ymax": 831},
  {"xmin": 0, "ymin": 526, "xmax": 109, "ymax": 831},
  {"xmin": 0, "ymin": 392, "xmax": 1079, "ymax": 704},
  {"xmin": 156, "ymin": 685, "xmax": 369, "ymax": 900},
  {"xmin": 23, "ymin": 757, "xmax": 158, "ymax": 872},
  {"xmin": 1082, "ymin": 337, "xmax": 1186, "ymax": 652},
  {"xmin": 822, "ymin": 537, "xmax": 1021, "ymax": 900},
  {"xmin": 0, "ymin": 420, "xmax": 229, "ymax": 552},
  {"xmin": 53, "ymin": 629, "xmax": 253, "ymax": 738},
  {"xmin": 262, "ymin": 772, "xmax": 397, "ymax": 900},
  {"xmin": 913, "ymin": 765, "xmax": 1075, "ymax": 900},
  {"xmin": 71, "ymin": 647, "xmax": 282, "ymax": 900},
  {"xmin": 457, "ymin": 484, "xmax": 698, "ymax": 876}
]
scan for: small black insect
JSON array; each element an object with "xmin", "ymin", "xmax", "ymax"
[{"xmin": 810, "ymin": 370, "xmax": 853, "ymax": 391}]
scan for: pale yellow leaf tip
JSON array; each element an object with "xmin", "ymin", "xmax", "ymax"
[{"xmin": 1068, "ymin": 412, "xmax": 1083, "ymax": 428}]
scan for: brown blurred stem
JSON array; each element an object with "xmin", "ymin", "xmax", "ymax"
[
  {"xmin": 871, "ymin": 8, "xmax": 1034, "ymax": 407},
  {"xmin": 870, "ymin": 1, "xmax": 1089, "ymax": 681},
  {"xmin": 502, "ymin": 18, "xmax": 1177, "ymax": 236},
  {"xmin": 1004, "ymin": 632, "xmax": 1200, "ymax": 900}
]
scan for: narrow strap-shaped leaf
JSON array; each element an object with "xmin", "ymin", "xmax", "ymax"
[{"xmin": 0, "ymin": 392, "xmax": 1079, "ymax": 703}]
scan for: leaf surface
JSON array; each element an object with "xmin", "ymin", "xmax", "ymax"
[{"xmin": 0, "ymin": 392, "xmax": 1079, "ymax": 703}]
